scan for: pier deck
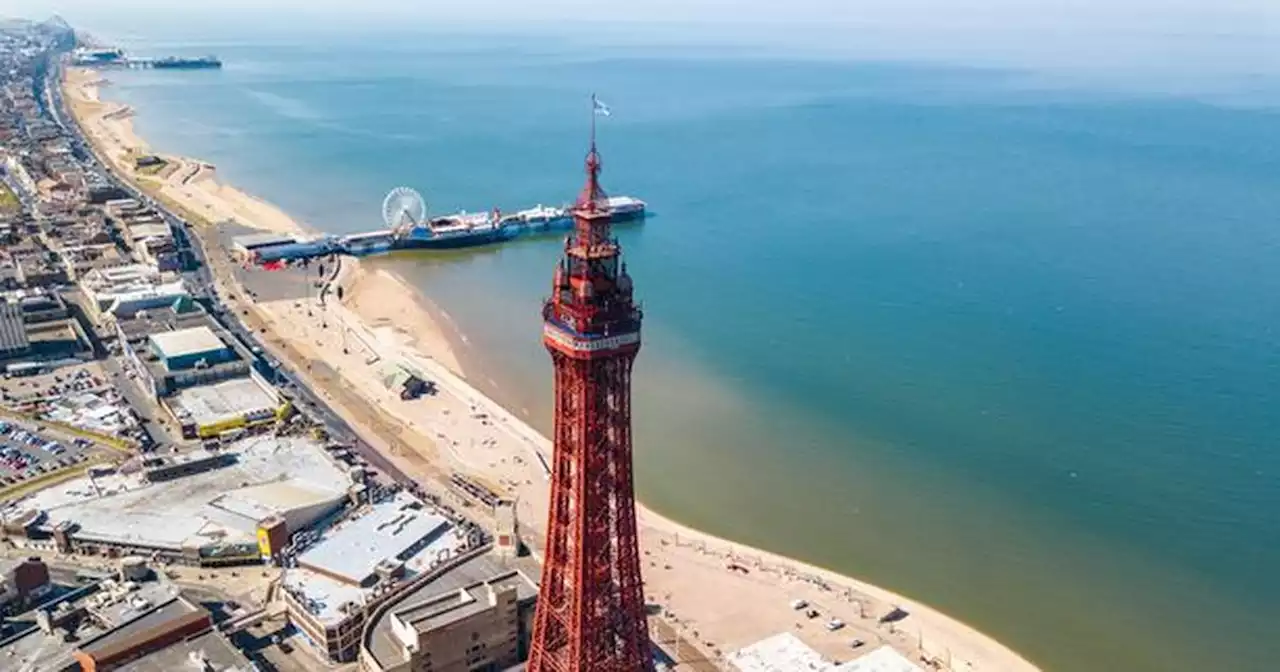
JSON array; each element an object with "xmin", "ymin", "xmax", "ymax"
[{"xmin": 250, "ymin": 196, "xmax": 647, "ymax": 267}]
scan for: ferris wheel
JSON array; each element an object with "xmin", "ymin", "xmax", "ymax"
[{"xmin": 382, "ymin": 186, "xmax": 427, "ymax": 233}]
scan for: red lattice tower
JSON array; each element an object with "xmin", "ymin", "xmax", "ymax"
[{"xmin": 527, "ymin": 125, "xmax": 651, "ymax": 672}]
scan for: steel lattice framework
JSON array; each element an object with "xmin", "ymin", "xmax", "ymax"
[{"xmin": 527, "ymin": 131, "xmax": 652, "ymax": 672}]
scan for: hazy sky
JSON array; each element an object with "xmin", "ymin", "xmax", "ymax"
[
  {"xmin": 16, "ymin": 0, "xmax": 1280, "ymax": 28},
  {"xmin": 12, "ymin": 0, "xmax": 1280, "ymax": 82}
]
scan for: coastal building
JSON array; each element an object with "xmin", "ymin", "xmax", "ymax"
[
  {"xmin": 12, "ymin": 242, "xmax": 70, "ymax": 288},
  {"xmin": 2, "ymin": 153, "xmax": 37, "ymax": 196},
  {"xmin": 165, "ymin": 374, "xmax": 287, "ymax": 439},
  {"xmin": 124, "ymin": 320, "xmax": 248, "ymax": 396},
  {"xmin": 78, "ymin": 262, "xmax": 189, "ymax": 325},
  {"xmin": 0, "ymin": 556, "xmax": 52, "ymax": 612},
  {"xmin": 109, "ymin": 199, "xmax": 178, "ymax": 269},
  {"xmin": 0, "ymin": 299, "xmax": 29, "ymax": 360},
  {"xmin": 729, "ymin": 632, "xmax": 924, "ymax": 672},
  {"xmin": 281, "ymin": 490, "xmax": 482, "ymax": 663},
  {"xmin": 359, "ymin": 551, "xmax": 539, "ymax": 672},
  {"xmin": 127, "ymin": 223, "xmax": 178, "ymax": 270},
  {"xmin": 112, "ymin": 299, "xmax": 209, "ymax": 344},
  {"xmin": 42, "ymin": 211, "xmax": 124, "ymax": 281},
  {"xmin": 149, "ymin": 325, "xmax": 235, "ymax": 371},
  {"xmin": 0, "ymin": 290, "xmax": 88, "ymax": 364},
  {"xmin": 0, "ymin": 435, "xmax": 352, "ymax": 566},
  {"xmin": 69, "ymin": 585, "xmax": 228, "ymax": 671},
  {"xmin": 115, "ymin": 309, "xmax": 289, "ymax": 437},
  {"xmin": 0, "ymin": 574, "xmax": 251, "ymax": 672},
  {"xmin": 231, "ymin": 231, "xmax": 298, "ymax": 263},
  {"xmin": 59, "ymin": 243, "xmax": 127, "ymax": 280}
]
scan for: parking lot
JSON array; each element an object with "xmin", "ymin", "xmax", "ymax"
[
  {"xmin": 0, "ymin": 362, "xmax": 110, "ymax": 405},
  {"xmin": 0, "ymin": 419, "xmax": 97, "ymax": 488},
  {"xmin": 0, "ymin": 361, "xmax": 153, "ymax": 450}
]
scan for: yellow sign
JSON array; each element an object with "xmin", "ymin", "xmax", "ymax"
[
  {"xmin": 197, "ymin": 416, "xmax": 247, "ymax": 438},
  {"xmin": 257, "ymin": 526, "xmax": 272, "ymax": 558}
]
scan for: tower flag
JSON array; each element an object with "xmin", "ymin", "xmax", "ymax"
[{"xmin": 592, "ymin": 95, "xmax": 611, "ymax": 116}]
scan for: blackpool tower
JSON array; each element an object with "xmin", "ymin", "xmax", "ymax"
[{"xmin": 527, "ymin": 112, "xmax": 652, "ymax": 672}]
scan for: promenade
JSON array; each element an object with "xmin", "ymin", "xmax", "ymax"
[{"xmin": 58, "ymin": 63, "xmax": 1039, "ymax": 672}]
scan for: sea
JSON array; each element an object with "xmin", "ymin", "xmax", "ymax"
[{"xmin": 78, "ymin": 14, "xmax": 1280, "ymax": 672}]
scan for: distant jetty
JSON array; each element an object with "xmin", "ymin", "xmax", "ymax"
[{"xmin": 71, "ymin": 47, "xmax": 221, "ymax": 70}]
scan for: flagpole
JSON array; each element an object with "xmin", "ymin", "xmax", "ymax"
[{"xmin": 590, "ymin": 93, "xmax": 597, "ymax": 149}]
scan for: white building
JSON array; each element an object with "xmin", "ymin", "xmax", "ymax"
[
  {"xmin": 78, "ymin": 263, "xmax": 189, "ymax": 324},
  {"xmin": 2, "ymin": 152, "xmax": 37, "ymax": 197},
  {"xmin": 281, "ymin": 491, "xmax": 475, "ymax": 663},
  {"xmin": 730, "ymin": 633, "xmax": 923, "ymax": 672}
]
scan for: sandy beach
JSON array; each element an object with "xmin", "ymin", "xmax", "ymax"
[{"xmin": 64, "ymin": 66, "xmax": 1039, "ymax": 671}]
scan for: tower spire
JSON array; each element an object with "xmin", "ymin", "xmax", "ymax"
[{"xmin": 579, "ymin": 94, "xmax": 607, "ymax": 213}]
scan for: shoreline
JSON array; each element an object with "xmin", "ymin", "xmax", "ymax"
[{"xmin": 63, "ymin": 66, "xmax": 1038, "ymax": 671}]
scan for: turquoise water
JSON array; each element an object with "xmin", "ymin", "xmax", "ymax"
[{"xmin": 93, "ymin": 22, "xmax": 1280, "ymax": 671}]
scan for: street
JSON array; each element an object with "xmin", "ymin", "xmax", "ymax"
[{"xmin": 44, "ymin": 60, "xmax": 416, "ymax": 490}]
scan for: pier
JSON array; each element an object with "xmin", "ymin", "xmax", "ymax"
[
  {"xmin": 239, "ymin": 195, "xmax": 648, "ymax": 268},
  {"xmin": 71, "ymin": 47, "xmax": 221, "ymax": 70}
]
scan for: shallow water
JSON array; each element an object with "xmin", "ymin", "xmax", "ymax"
[{"xmin": 96, "ymin": 24, "xmax": 1280, "ymax": 671}]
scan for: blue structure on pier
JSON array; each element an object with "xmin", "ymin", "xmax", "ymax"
[{"xmin": 246, "ymin": 196, "xmax": 647, "ymax": 267}]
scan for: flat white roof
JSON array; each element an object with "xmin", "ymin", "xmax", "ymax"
[
  {"xmin": 232, "ymin": 232, "xmax": 297, "ymax": 250},
  {"xmin": 730, "ymin": 634, "xmax": 923, "ymax": 672},
  {"xmin": 296, "ymin": 491, "xmax": 450, "ymax": 586},
  {"xmin": 282, "ymin": 569, "xmax": 370, "ymax": 625},
  {"xmin": 833, "ymin": 648, "xmax": 923, "ymax": 672},
  {"xmin": 730, "ymin": 633, "xmax": 833, "ymax": 672},
  {"xmin": 211, "ymin": 481, "xmax": 339, "ymax": 522},
  {"xmin": 149, "ymin": 326, "xmax": 226, "ymax": 360},
  {"xmin": 283, "ymin": 514, "xmax": 469, "ymax": 624},
  {"xmin": 127, "ymin": 222, "xmax": 172, "ymax": 239},
  {"xmin": 6, "ymin": 436, "xmax": 350, "ymax": 551},
  {"xmin": 87, "ymin": 263, "xmax": 162, "ymax": 285},
  {"xmin": 103, "ymin": 285, "xmax": 190, "ymax": 314},
  {"xmin": 169, "ymin": 377, "xmax": 279, "ymax": 426}
]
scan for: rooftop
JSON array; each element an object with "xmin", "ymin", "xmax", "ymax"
[
  {"xmin": 729, "ymin": 633, "xmax": 924, "ymax": 672},
  {"xmin": 0, "ymin": 580, "xmax": 185, "ymax": 672},
  {"xmin": 4, "ymin": 436, "xmax": 349, "ymax": 552},
  {"xmin": 82, "ymin": 263, "xmax": 166, "ymax": 287},
  {"xmin": 79, "ymin": 584, "xmax": 196, "ymax": 658},
  {"xmin": 833, "ymin": 647, "xmax": 924, "ymax": 672},
  {"xmin": 114, "ymin": 628, "xmax": 252, "ymax": 672},
  {"xmin": 148, "ymin": 326, "xmax": 226, "ymax": 360},
  {"xmin": 391, "ymin": 565, "xmax": 536, "ymax": 635},
  {"xmin": 283, "ymin": 492, "xmax": 471, "ymax": 624},
  {"xmin": 212, "ymin": 481, "xmax": 339, "ymax": 523},
  {"xmin": 167, "ymin": 376, "xmax": 280, "ymax": 426},
  {"xmin": 42, "ymin": 389, "xmax": 136, "ymax": 435},
  {"xmin": 126, "ymin": 222, "xmax": 171, "ymax": 241},
  {"xmin": 114, "ymin": 304, "xmax": 210, "ymax": 342},
  {"xmin": 296, "ymin": 491, "xmax": 451, "ymax": 586},
  {"xmin": 232, "ymin": 231, "xmax": 296, "ymax": 251},
  {"xmin": 366, "ymin": 552, "xmax": 539, "ymax": 668},
  {"xmin": 0, "ymin": 300, "xmax": 28, "ymax": 353},
  {"xmin": 730, "ymin": 632, "xmax": 832, "ymax": 672}
]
